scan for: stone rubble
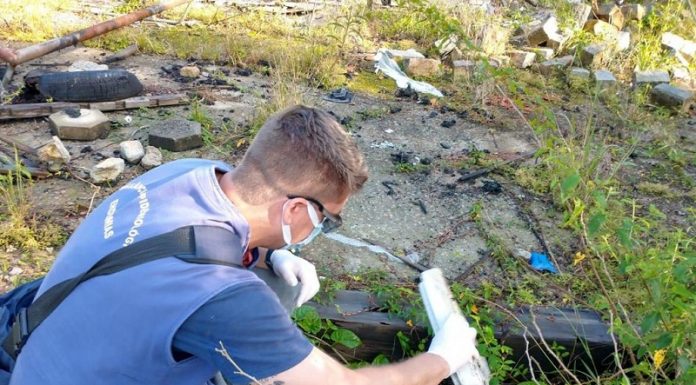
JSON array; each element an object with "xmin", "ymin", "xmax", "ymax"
[
  {"xmin": 119, "ymin": 140, "xmax": 145, "ymax": 164},
  {"xmin": 140, "ymin": 146, "xmax": 163, "ymax": 170},
  {"xmin": 37, "ymin": 136, "xmax": 71, "ymax": 172},
  {"xmin": 650, "ymin": 83, "xmax": 694, "ymax": 111},
  {"xmin": 90, "ymin": 157, "xmax": 125, "ymax": 184}
]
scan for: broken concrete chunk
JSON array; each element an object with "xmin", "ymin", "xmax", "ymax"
[
  {"xmin": 650, "ymin": 83, "xmax": 694, "ymax": 111},
  {"xmin": 584, "ymin": 19, "xmax": 619, "ymax": 39},
  {"xmin": 593, "ymin": 69, "xmax": 617, "ymax": 88},
  {"xmin": 508, "ymin": 50, "xmax": 536, "ymax": 68},
  {"xmin": 529, "ymin": 47, "xmax": 555, "ymax": 61},
  {"xmin": 140, "ymin": 146, "xmax": 163, "ymax": 170},
  {"xmin": 596, "ymin": 3, "xmax": 625, "ymax": 29},
  {"xmin": 634, "ymin": 70, "xmax": 670, "ymax": 86},
  {"xmin": 580, "ymin": 44, "xmax": 607, "ymax": 67},
  {"xmin": 90, "ymin": 157, "xmax": 125, "ymax": 184},
  {"xmin": 49, "ymin": 109, "xmax": 110, "ymax": 141},
  {"xmin": 620, "ymin": 4, "xmax": 646, "ymax": 21},
  {"xmin": 452, "ymin": 60, "xmax": 477, "ymax": 77},
  {"xmin": 37, "ymin": 136, "xmax": 71, "ymax": 172},
  {"xmin": 119, "ymin": 140, "xmax": 145, "ymax": 164},
  {"xmin": 671, "ymin": 67, "xmax": 693, "ymax": 87},
  {"xmin": 539, "ymin": 55, "xmax": 574, "ymax": 75},
  {"xmin": 405, "ymin": 58, "xmax": 441, "ymax": 77},
  {"xmin": 435, "ymin": 35, "xmax": 459, "ymax": 57},
  {"xmin": 570, "ymin": 67, "xmax": 591, "ymax": 80},
  {"xmin": 179, "ymin": 65, "xmax": 201, "ymax": 78},
  {"xmin": 546, "ymin": 32, "xmax": 568, "ymax": 51},
  {"xmin": 616, "ymin": 31, "xmax": 631, "ymax": 51},
  {"xmin": 571, "ymin": 3, "xmax": 593, "ymax": 29},
  {"xmin": 662, "ymin": 32, "xmax": 696, "ymax": 61},
  {"xmin": 526, "ymin": 16, "xmax": 559, "ymax": 46},
  {"xmin": 148, "ymin": 119, "xmax": 203, "ymax": 152},
  {"xmin": 68, "ymin": 60, "xmax": 109, "ymax": 72}
]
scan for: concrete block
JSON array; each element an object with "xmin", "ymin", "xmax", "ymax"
[
  {"xmin": 509, "ymin": 50, "xmax": 536, "ymax": 68},
  {"xmin": 119, "ymin": 140, "xmax": 145, "ymax": 164},
  {"xmin": 580, "ymin": 44, "xmax": 607, "ymax": 67},
  {"xmin": 634, "ymin": 70, "xmax": 670, "ymax": 86},
  {"xmin": 90, "ymin": 158, "xmax": 125, "ymax": 184},
  {"xmin": 570, "ymin": 67, "xmax": 591, "ymax": 79},
  {"xmin": 539, "ymin": 55, "xmax": 574, "ymax": 75},
  {"xmin": 453, "ymin": 60, "xmax": 477, "ymax": 78},
  {"xmin": 620, "ymin": 4, "xmax": 646, "ymax": 21},
  {"xmin": 662, "ymin": 32, "xmax": 696, "ymax": 61},
  {"xmin": 526, "ymin": 16, "xmax": 559, "ymax": 46},
  {"xmin": 37, "ymin": 136, "xmax": 71, "ymax": 172},
  {"xmin": 650, "ymin": 83, "xmax": 694, "ymax": 111},
  {"xmin": 616, "ymin": 31, "xmax": 631, "ymax": 51},
  {"xmin": 546, "ymin": 32, "xmax": 568, "ymax": 51},
  {"xmin": 571, "ymin": 3, "xmax": 593, "ymax": 28},
  {"xmin": 596, "ymin": 3, "xmax": 624, "ymax": 29},
  {"xmin": 584, "ymin": 19, "xmax": 619, "ymax": 39},
  {"xmin": 140, "ymin": 146, "xmax": 163, "ymax": 170},
  {"xmin": 405, "ymin": 58, "xmax": 441, "ymax": 77},
  {"xmin": 148, "ymin": 119, "xmax": 203, "ymax": 152},
  {"xmin": 593, "ymin": 70, "xmax": 617, "ymax": 89},
  {"xmin": 529, "ymin": 47, "xmax": 555, "ymax": 61},
  {"xmin": 48, "ymin": 109, "xmax": 110, "ymax": 141}
]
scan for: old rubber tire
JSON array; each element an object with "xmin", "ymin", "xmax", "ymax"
[{"xmin": 37, "ymin": 69, "xmax": 143, "ymax": 102}]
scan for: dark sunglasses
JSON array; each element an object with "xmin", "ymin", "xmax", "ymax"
[{"xmin": 287, "ymin": 195, "xmax": 343, "ymax": 233}]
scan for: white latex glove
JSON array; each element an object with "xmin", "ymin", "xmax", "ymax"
[
  {"xmin": 427, "ymin": 314, "xmax": 480, "ymax": 376},
  {"xmin": 269, "ymin": 249, "xmax": 320, "ymax": 307}
]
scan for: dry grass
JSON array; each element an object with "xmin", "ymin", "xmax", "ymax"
[{"xmin": 0, "ymin": 0, "xmax": 87, "ymax": 42}]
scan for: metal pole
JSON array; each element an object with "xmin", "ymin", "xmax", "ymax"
[{"xmin": 0, "ymin": 0, "xmax": 191, "ymax": 67}]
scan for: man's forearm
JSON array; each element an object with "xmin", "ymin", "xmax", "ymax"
[{"xmin": 353, "ymin": 353, "xmax": 449, "ymax": 385}]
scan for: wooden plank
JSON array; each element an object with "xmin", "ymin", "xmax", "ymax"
[{"xmin": 308, "ymin": 290, "xmax": 615, "ymax": 376}]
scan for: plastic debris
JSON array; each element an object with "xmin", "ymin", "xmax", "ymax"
[
  {"xmin": 382, "ymin": 48, "xmax": 425, "ymax": 59},
  {"xmin": 323, "ymin": 87, "xmax": 354, "ymax": 103},
  {"xmin": 530, "ymin": 251, "xmax": 558, "ymax": 274},
  {"xmin": 373, "ymin": 49, "xmax": 444, "ymax": 98}
]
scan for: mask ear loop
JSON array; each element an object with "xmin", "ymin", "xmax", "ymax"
[{"xmin": 306, "ymin": 202, "xmax": 321, "ymax": 227}]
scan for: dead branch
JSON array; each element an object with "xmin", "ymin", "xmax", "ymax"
[
  {"xmin": 215, "ymin": 341, "xmax": 262, "ymax": 385},
  {"xmin": 100, "ymin": 44, "xmax": 139, "ymax": 64}
]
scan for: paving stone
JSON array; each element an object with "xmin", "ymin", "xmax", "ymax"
[
  {"xmin": 662, "ymin": 32, "xmax": 696, "ymax": 61},
  {"xmin": 148, "ymin": 119, "xmax": 203, "ymax": 152},
  {"xmin": 529, "ymin": 47, "xmax": 555, "ymax": 61},
  {"xmin": 570, "ymin": 67, "xmax": 591, "ymax": 79},
  {"xmin": 405, "ymin": 58, "xmax": 441, "ymax": 77},
  {"xmin": 580, "ymin": 43, "xmax": 607, "ymax": 67},
  {"xmin": 584, "ymin": 19, "xmax": 619, "ymax": 39},
  {"xmin": 546, "ymin": 32, "xmax": 568, "ymax": 51},
  {"xmin": 119, "ymin": 140, "xmax": 145, "ymax": 164},
  {"xmin": 140, "ymin": 146, "xmax": 163, "ymax": 170},
  {"xmin": 90, "ymin": 157, "xmax": 125, "ymax": 184},
  {"xmin": 68, "ymin": 60, "xmax": 109, "ymax": 72},
  {"xmin": 526, "ymin": 16, "xmax": 559, "ymax": 46},
  {"xmin": 179, "ymin": 65, "xmax": 201, "ymax": 78},
  {"xmin": 650, "ymin": 83, "xmax": 694, "ymax": 111},
  {"xmin": 634, "ymin": 70, "xmax": 670, "ymax": 86},
  {"xmin": 596, "ymin": 3, "xmax": 625, "ymax": 29},
  {"xmin": 539, "ymin": 55, "xmax": 574, "ymax": 75},
  {"xmin": 37, "ymin": 136, "xmax": 71, "ymax": 172},
  {"xmin": 508, "ymin": 50, "xmax": 536, "ymax": 68},
  {"xmin": 593, "ymin": 69, "xmax": 617, "ymax": 88},
  {"xmin": 620, "ymin": 4, "xmax": 646, "ymax": 21},
  {"xmin": 48, "ymin": 108, "xmax": 110, "ymax": 141}
]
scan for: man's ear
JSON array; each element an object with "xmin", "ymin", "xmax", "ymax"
[{"xmin": 283, "ymin": 198, "xmax": 307, "ymax": 225}]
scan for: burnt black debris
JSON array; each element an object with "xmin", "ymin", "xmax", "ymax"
[{"xmin": 441, "ymin": 119, "xmax": 456, "ymax": 128}]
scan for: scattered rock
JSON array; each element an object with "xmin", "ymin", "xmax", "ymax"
[
  {"xmin": 546, "ymin": 32, "xmax": 568, "ymax": 51},
  {"xmin": 593, "ymin": 69, "xmax": 617, "ymax": 88},
  {"xmin": 48, "ymin": 109, "xmax": 110, "ymax": 141},
  {"xmin": 584, "ymin": 19, "xmax": 619, "ymax": 39},
  {"xmin": 453, "ymin": 60, "xmax": 477, "ymax": 77},
  {"xmin": 633, "ymin": 70, "xmax": 670, "ymax": 86},
  {"xmin": 140, "ymin": 146, "xmax": 163, "ymax": 170},
  {"xmin": 119, "ymin": 140, "xmax": 145, "ymax": 164},
  {"xmin": 661, "ymin": 32, "xmax": 696, "ymax": 61},
  {"xmin": 620, "ymin": 4, "xmax": 646, "ymax": 21},
  {"xmin": 580, "ymin": 43, "xmax": 607, "ymax": 67},
  {"xmin": 68, "ymin": 60, "xmax": 108, "ymax": 72},
  {"xmin": 650, "ymin": 84, "xmax": 694, "ymax": 111},
  {"xmin": 440, "ymin": 142, "xmax": 452, "ymax": 149},
  {"xmin": 529, "ymin": 47, "xmax": 555, "ymax": 61},
  {"xmin": 508, "ymin": 50, "xmax": 536, "ymax": 68},
  {"xmin": 616, "ymin": 31, "xmax": 631, "ymax": 51},
  {"xmin": 148, "ymin": 119, "xmax": 203, "ymax": 152},
  {"xmin": 90, "ymin": 157, "xmax": 125, "ymax": 184},
  {"xmin": 569, "ymin": 67, "xmax": 591, "ymax": 80},
  {"xmin": 179, "ymin": 65, "xmax": 201, "ymax": 78},
  {"xmin": 671, "ymin": 67, "xmax": 693, "ymax": 87},
  {"xmin": 525, "ymin": 16, "xmax": 559, "ymax": 46},
  {"xmin": 596, "ymin": 3, "xmax": 624, "ymax": 29},
  {"xmin": 405, "ymin": 58, "xmax": 441, "ymax": 77},
  {"xmin": 481, "ymin": 179, "xmax": 502, "ymax": 194},
  {"xmin": 9, "ymin": 267, "xmax": 23, "ymax": 276},
  {"xmin": 571, "ymin": 3, "xmax": 593, "ymax": 29},
  {"xmin": 539, "ymin": 55, "xmax": 574, "ymax": 75},
  {"xmin": 441, "ymin": 119, "xmax": 456, "ymax": 128},
  {"xmin": 37, "ymin": 136, "xmax": 71, "ymax": 171}
]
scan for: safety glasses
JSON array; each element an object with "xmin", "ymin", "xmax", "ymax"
[{"xmin": 287, "ymin": 195, "xmax": 343, "ymax": 233}]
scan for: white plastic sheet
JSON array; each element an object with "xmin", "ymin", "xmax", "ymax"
[{"xmin": 373, "ymin": 48, "xmax": 444, "ymax": 98}]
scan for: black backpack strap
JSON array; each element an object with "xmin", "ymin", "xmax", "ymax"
[{"xmin": 2, "ymin": 225, "xmax": 209, "ymax": 359}]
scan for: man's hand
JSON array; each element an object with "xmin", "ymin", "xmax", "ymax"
[
  {"xmin": 427, "ymin": 314, "xmax": 479, "ymax": 376},
  {"xmin": 269, "ymin": 250, "xmax": 320, "ymax": 307}
]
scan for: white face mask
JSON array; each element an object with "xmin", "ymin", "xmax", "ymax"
[{"xmin": 281, "ymin": 200, "xmax": 323, "ymax": 254}]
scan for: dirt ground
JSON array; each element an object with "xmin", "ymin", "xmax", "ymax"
[{"xmin": 0, "ymin": 44, "xmax": 693, "ymax": 302}]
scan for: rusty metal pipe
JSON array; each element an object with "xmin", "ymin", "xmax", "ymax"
[{"xmin": 0, "ymin": 0, "xmax": 190, "ymax": 67}]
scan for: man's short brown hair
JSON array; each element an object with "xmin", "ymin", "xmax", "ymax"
[{"xmin": 234, "ymin": 105, "xmax": 368, "ymax": 204}]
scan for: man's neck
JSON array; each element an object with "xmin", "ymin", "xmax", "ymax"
[{"xmin": 217, "ymin": 171, "xmax": 274, "ymax": 249}]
